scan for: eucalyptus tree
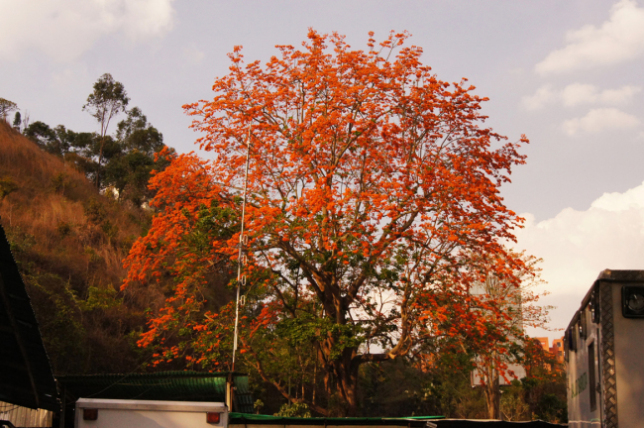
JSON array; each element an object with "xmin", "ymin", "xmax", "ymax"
[{"xmin": 83, "ymin": 73, "xmax": 129, "ymax": 188}]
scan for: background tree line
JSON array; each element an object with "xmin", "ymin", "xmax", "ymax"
[{"xmin": 11, "ymin": 73, "xmax": 171, "ymax": 207}]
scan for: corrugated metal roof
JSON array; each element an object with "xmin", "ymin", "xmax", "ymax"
[
  {"xmin": 0, "ymin": 221, "xmax": 58, "ymax": 411},
  {"xmin": 58, "ymin": 371, "xmax": 253, "ymax": 413}
]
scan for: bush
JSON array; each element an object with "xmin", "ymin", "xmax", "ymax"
[
  {"xmin": 274, "ymin": 402, "xmax": 311, "ymax": 418},
  {"xmin": 57, "ymin": 221, "xmax": 72, "ymax": 237},
  {"xmin": 0, "ymin": 176, "xmax": 18, "ymax": 199}
]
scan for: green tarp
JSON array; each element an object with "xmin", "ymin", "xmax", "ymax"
[
  {"xmin": 228, "ymin": 413, "xmax": 443, "ymax": 426},
  {"xmin": 228, "ymin": 416, "xmax": 566, "ymax": 428}
]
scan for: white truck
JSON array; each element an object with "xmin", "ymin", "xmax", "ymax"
[
  {"xmin": 75, "ymin": 398, "xmax": 228, "ymax": 428},
  {"xmin": 566, "ymin": 269, "xmax": 644, "ymax": 428}
]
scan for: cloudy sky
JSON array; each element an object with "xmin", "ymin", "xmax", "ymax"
[{"xmin": 2, "ymin": 0, "xmax": 644, "ymax": 340}]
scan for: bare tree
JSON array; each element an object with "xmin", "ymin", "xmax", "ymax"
[
  {"xmin": 83, "ymin": 73, "xmax": 129, "ymax": 188},
  {"xmin": 22, "ymin": 110, "xmax": 30, "ymax": 133}
]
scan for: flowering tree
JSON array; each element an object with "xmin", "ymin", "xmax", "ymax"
[{"xmin": 123, "ymin": 30, "xmax": 529, "ymax": 415}]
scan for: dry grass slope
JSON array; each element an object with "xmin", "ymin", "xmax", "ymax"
[{"xmin": 0, "ymin": 120, "xmax": 163, "ymax": 374}]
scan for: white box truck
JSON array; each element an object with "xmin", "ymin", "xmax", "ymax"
[
  {"xmin": 75, "ymin": 398, "xmax": 228, "ymax": 428},
  {"xmin": 565, "ymin": 270, "xmax": 644, "ymax": 428}
]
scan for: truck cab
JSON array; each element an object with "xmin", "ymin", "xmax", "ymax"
[{"xmin": 566, "ymin": 270, "xmax": 644, "ymax": 428}]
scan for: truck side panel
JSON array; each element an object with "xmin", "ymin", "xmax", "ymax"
[
  {"xmin": 78, "ymin": 408, "xmax": 218, "ymax": 428},
  {"xmin": 75, "ymin": 398, "xmax": 227, "ymax": 428},
  {"xmin": 612, "ymin": 283, "xmax": 644, "ymax": 427},
  {"xmin": 567, "ymin": 305, "xmax": 601, "ymax": 427}
]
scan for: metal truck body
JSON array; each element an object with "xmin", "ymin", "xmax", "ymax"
[
  {"xmin": 75, "ymin": 398, "xmax": 227, "ymax": 428},
  {"xmin": 566, "ymin": 270, "xmax": 644, "ymax": 428}
]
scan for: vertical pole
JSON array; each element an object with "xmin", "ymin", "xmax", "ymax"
[
  {"xmin": 232, "ymin": 128, "xmax": 251, "ymax": 372},
  {"xmin": 226, "ymin": 373, "xmax": 233, "ymax": 411}
]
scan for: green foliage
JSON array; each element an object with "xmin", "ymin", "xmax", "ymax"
[
  {"xmin": 21, "ymin": 76, "xmax": 168, "ymax": 204},
  {"xmin": 84, "ymin": 197, "xmax": 107, "ymax": 224},
  {"xmin": 23, "ymin": 271, "xmax": 89, "ymax": 372},
  {"xmin": 24, "ymin": 107, "xmax": 169, "ymax": 204},
  {"xmin": 51, "ymin": 172, "xmax": 75, "ymax": 194},
  {"xmin": 181, "ymin": 201, "xmax": 239, "ymax": 256},
  {"xmin": 253, "ymin": 399, "xmax": 265, "ymax": 414},
  {"xmin": 24, "ymin": 121, "xmax": 96, "ymax": 161},
  {"xmin": 81, "ymin": 285, "xmax": 123, "ymax": 311},
  {"xmin": 83, "ymin": 73, "xmax": 130, "ymax": 188},
  {"xmin": 103, "ymin": 107, "xmax": 169, "ymax": 205},
  {"xmin": 84, "ymin": 246, "xmax": 103, "ymax": 264},
  {"xmin": 500, "ymin": 380, "xmax": 530, "ymax": 421},
  {"xmin": 115, "ymin": 107, "xmax": 164, "ymax": 154},
  {"xmin": 276, "ymin": 314, "xmax": 363, "ymax": 361},
  {"xmin": 83, "ymin": 73, "xmax": 130, "ymax": 133},
  {"xmin": 359, "ymin": 352, "xmax": 485, "ymax": 419},
  {"xmin": 101, "ymin": 219, "xmax": 119, "ymax": 240},
  {"xmin": 0, "ymin": 176, "xmax": 18, "ymax": 199},
  {"xmin": 274, "ymin": 402, "xmax": 312, "ymax": 418},
  {"xmin": 5, "ymin": 227, "xmax": 36, "ymax": 258},
  {"xmin": 13, "ymin": 111, "xmax": 21, "ymax": 128},
  {"xmin": 532, "ymin": 392, "xmax": 567, "ymax": 422},
  {"xmin": 56, "ymin": 221, "xmax": 72, "ymax": 237}
]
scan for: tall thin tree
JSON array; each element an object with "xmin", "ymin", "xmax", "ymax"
[{"xmin": 83, "ymin": 73, "xmax": 129, "ymax": 188}]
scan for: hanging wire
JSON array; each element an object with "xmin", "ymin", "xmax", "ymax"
[{"xmin": 232, "ymin": 127, "xmax": 251, "ymax": 372}]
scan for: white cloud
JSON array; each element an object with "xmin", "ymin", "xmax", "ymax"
[
  {"xmin": 562, "ymin": 83, "xmax": 642, "ymax": 106},
  {"xmin": 522, "ymin": 85, "xmax": 557, "ymax": 111},
  {"xmin": 535, "ymin": 0, "xmax": 644, "ymax": 75},
  {"xmin": 514, "ymin": 181, "xmax": 644, "ymax": 334},
  {"xmin": 560, "ymin": 83, "xmax": 599, "ymax": 107},
  {"xmin": 562, "ymin": 108, "xmax": 640, "ymax": 135},
  {"xmin": 0, "ymin": 0, "xmax": 176, "ymax": 61},
  {"xmin": 600, "ymin": 85, "xmax": 643, "ymax": 104},
  {"xmin": 591, "ymin": 184, "xmax": 644, "ymax": 212},
  {"xmin": 523, "ymin": 83, "xmax": 641, "ymax": 110},
  {"xmin": 183, "ymin": 46, "xmax": 205, "ymax": 65}
]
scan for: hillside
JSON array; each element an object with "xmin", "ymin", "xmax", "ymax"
[{"xmin": 0, "ymin": 120, "xmax": 163, "ymax": 374}]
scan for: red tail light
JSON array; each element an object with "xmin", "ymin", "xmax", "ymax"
[
  {"xmin": 206, "ymin": 412, "xmax": 221, "ymax": 424},
  {"xmin": 83, "ymin": 408, "xmax": 98, "ymax": 421}
]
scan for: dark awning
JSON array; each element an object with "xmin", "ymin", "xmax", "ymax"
[{"xmin": 0, "ymin": 220, "xmax": 58, "ymax": 411}]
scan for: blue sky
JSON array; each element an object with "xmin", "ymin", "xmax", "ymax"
[{"xmin": 2, "ymin": 0, "xmax": 644, "ymax": 339}]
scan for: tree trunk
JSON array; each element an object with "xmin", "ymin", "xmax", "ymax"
[
  {"xmin": 95, "ymin": 136, "xmax": 105, "ymax": 189},
  {"xmin": 484, "ymin": 363, "xmax": 501, "ymax": 419},
  {"xmin": 329, "ymin": 347, "xmax": 360, "ymax": 416}
]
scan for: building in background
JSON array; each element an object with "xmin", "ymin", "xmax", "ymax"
[{"xmin": 534, "ymin": 337, "xmax": 565, "ymax": 365}]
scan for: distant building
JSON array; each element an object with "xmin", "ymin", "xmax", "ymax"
[
  {"xmin": 551, "ymin": 337, "xmax": 564, "ymax": 364},
  {"xmin": 535, "ymin": 337, "xmax": 549, "ymax": 352},
  {"xmin": 533, "ymin": 336, "xmax": 565, "ymax": 365}
]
